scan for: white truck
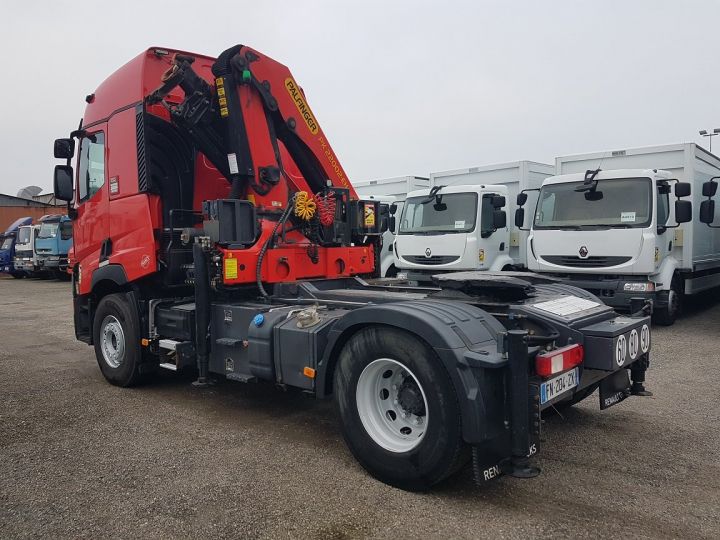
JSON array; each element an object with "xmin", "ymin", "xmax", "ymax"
[
  {"xmin": 518, "ymin": 143, "xmax": 720, "ymax": 325},
  {"xmin": 353, "ymin": 176, "xmax": 429, "ymax": 277},
  {"xmin": 393, "ymin": 161, "xmax": 554, "ymax": 281},
  {"xmin": 12, "ymin": 224, "xmax": 40, "ymax": 277}
]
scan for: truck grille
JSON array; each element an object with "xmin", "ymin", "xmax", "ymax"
[
  {"xmin": 542, "ymin": 255, "xmax": 632, "ymax": 268},
  {"xmin": 403, "ymin": 255, "xmax": 460, "ymax": 265}
]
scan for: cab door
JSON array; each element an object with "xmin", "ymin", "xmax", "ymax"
[
  {"xmin": 655, "ymin": 183, "xmax": 672, "ymax": 270},
  {"xmin": 72, "ymin": 128, "xmax": 108, "ymax": 289}
]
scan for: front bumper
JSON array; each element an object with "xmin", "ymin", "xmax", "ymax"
[
  {"xmin": 13, "ymin": 259, "xmax": 36, "ymax": 272},
  {"xmin": 37, "ymin": 256, "xmax": 66, "ymax": 269},
  {"xmin": 542, "ymin": 276, "xmax": 656, "ymax": 311}
]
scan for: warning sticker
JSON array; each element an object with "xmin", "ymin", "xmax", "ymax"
[
  {"xmin": 364, "ymin": 203, "xmax": 376, "ymax": 227},
  {"xmin": 621, "ymin": 211, "xmax": 636, "ymax": 223},
  {"xmin": 532, "ymin": 296, "xmax": 601, "ymax": 317},
  {"xmin": 455, "ymin": 220, "xmax": 465, "ymax": 229},
  {"xmin": 224, "ymin": 257, "xmax": 238, "ymax": 280},
  {"xmin": 227, "ymin": 153, "xmax": 239, "ymax": 175}
]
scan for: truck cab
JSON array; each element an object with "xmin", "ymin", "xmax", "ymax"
[
  {"xmin": 13, "ymin": 224, "xmax": 40, "ymax": 277},
  {"xmin": 524, "ymin": 168, "xmax": 693, "ymax": 324},
  {"xmin": 394, "ymin": 184, "xmax": 509, "ymax": 281},
  {"xmin": 0, "ymin": 216, "xmax": 33, "ymax": 278},
  {"xmin": 35, "ymin": 214, "xmax": 73, "ymax": 277}
]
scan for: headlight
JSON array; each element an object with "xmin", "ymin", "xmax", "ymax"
[{"xmin": 623, "ymin": 282, "xmax": 655, "ymax": 292}]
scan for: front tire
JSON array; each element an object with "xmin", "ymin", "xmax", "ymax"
[
  {"xmin": 334, "ymin": 326, "xmax": 467, "ymax": 491},
  {"xmin": 93, "ymin": 293, "xmax": 148, "ymax": 387},
  {"xmin": 652, "ymin": 276, "xmax": 682, "ymax": 326}
]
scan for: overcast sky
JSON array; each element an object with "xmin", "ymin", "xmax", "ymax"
[{"xmin": 2, "ymin": 0, "xmax": 719, "ymax": 196}]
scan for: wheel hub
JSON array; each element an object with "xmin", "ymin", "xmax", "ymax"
[
  {"xmin": 356, "ymin": 358, "xmax": 429, "ymax": 453},
  {"xmin": 100, "ymin": 315, "xmax": 126, "ymax": 369},
  {"xmin": 397, "ymin": 377, "xmax": 426, "ymax": 416}
]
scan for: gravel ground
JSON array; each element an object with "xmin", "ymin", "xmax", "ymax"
[{"xmin": 0, "ymin": 275, "xmax": 719, "ymax": 539}]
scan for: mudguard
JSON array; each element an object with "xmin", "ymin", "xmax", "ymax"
[{"xmin": 316, "ymin": 299, "xmax": 510, "ymax": 445}]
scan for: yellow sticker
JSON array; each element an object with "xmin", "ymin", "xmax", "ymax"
[
  {"xmin": 285, "ymin": 77, "xmax": 319, "ymax": 134},
  {"xmin": 364, "ymin": 203, "xmax": 376, "ymax": 227},
  {"xmin": 224, "ymin": 257, "xmax": 238, "ymax": 280}
]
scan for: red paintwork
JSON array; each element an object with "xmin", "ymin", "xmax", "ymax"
[{"xmin": 71, "ymin": 46, "xmax": 372, "ymax": 295}]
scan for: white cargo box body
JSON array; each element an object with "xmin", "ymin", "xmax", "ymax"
[
  {"xmin": 429, "ymin": 161, "xmax": 554, "ymax": 266},
  {"xmin": 353, "ymin": 176, "xmax": 430, "ymax": 201},
  {"xmin": 556, "ymin": 143, "xmax": 720, "ymax": 272}
]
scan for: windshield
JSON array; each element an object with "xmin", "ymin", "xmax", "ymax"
[
  {"xmin": 534, "ymin": 178, "xmax": 652, "ymax": 229},
  {"xmin": 1, "ymin": 237, "xmax": 12, "ymax": 250},
  {"xmin": 399, "ymin": 193, "xmax": 478, "ymax": 234},
  {"xmin": 38, "ymin": 222, "xmax": 59, "ymax": 239},
  {"xmin": 17, "ymin": 227, "xmax": 31, "ymax": 244}
]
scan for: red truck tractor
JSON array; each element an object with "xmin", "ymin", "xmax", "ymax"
[{"xmin": 53, "ymin": 45, "xmax": 653, "ymax": 490}]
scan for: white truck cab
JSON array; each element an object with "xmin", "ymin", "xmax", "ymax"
[
  {"xmin": 394, "ymin": 184, "xmax": 511, "ymax": 280},
  {"xmin": 521, "ymin": 155, "xmax": 717, "ymax": 325},
  {"xmin": 13, "ymin": 224, "xmax": 40, "ymax": 276}
]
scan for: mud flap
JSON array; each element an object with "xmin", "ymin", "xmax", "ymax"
[
  {"xmin": 599, "ymin": 369, "xmax": 631, "ymax": 410},
  {"xmin": 472, "ymin": 385, "xmax": 541, "ymax": 485}
]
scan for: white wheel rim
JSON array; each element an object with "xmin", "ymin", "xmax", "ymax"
[
  {"xmin": 100, "ymin": 315, "xmax": 126, "ymax": 369},
  {"xmin": 356, "ymin": 358, "xmax": 429, "ymax": 453}
]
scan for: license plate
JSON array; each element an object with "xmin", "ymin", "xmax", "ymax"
[{"xmin": 540, "ymin": 367, "xmax": 579, "ymax": 404}]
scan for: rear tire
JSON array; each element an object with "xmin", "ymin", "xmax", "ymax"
[
  {"xmin": 11, "ymin": 272, "xmax": 24, "ymax": 279},
  {"xmin": 92, "ymin": 293, "xmax": 148, "ymax": 387},
  {"xmin": 334, "ymin": 326, "xmax": 468, "ymax": 491}
]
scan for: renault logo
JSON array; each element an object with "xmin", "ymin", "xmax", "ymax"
[
  {"xmin": 425, "ymin": 248, "xmax": 432, "ymax": 258},
  {"xmin": 578, "ymin": 245, "xmax": 589, "ymax": 258}
]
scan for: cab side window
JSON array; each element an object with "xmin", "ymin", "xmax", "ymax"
[
  {"xmin": 480, "ymin": 195, "xmax": 495, "ymax": 237},
  {"xmin": 60, "ymin": 221, "xmax": 73, "ymax": 240},
  {"xmin": 78, "ymin": 132, "xmax": 106, "ymax": 202}
]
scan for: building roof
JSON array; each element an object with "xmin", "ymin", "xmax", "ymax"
[{"xmin": 0, "ymin": 193, "xmax": 57, "ymax": 207}]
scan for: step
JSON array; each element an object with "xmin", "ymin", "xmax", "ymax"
[
  {"xmin": 158, "ymin": 362, "xmax": 178, "ymax": 371},
  {"xmin": 159, "ymin": 339, "xmax": 181, "ymax": 351},
  {"xmin": 226, "ymin": 372, "xmax": 257, "ymax": 383}
]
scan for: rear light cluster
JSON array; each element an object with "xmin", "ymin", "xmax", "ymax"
[{"xmin": 535, "ymin": 344, "xmax": 584, "ymax": 378}]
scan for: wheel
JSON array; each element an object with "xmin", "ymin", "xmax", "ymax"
[
  {"xmin": 92, "ymin": 293, "xmax": 148, "ymax": 387},
  {"xmin": 11, "ymin": 272, "xmax": 24, "ymax": 279},
  {"xmin": 334, "ymin": 326, "xmax": 468, "ymax": 491},
  {"xmin": 384, "ymin": 265, "xmax": 399, "ymax": 278},
  {"xmin": 652, "ymin": 276, "xmax": 682, "ymax": 326}
]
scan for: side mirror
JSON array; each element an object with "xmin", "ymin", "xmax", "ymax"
[
  {"xmin": 700, "ymin": 200, "xmax": 715, "ymax": 224},
  {"xmin": 54, "ymin": 165, "xmax": 74, "ymax": 202},
  {"xmin": 54, "ymin": 138, "xmax": 75, "ymax": 159},
  {"xmin": 389, "ymin": 203, "xmax": 398, "ymax": 215},
  {"xmin": 515, "ymin": 208, "xmax": 525, "ymax": 228},
  {"xmin": 702, "ymin": 181, "xmax": 718, "ymax": 198},
  {"xmin": 675, "ymin": 182, "xmax": 691, "ymax": 198},
  {"xmin": 492, "ymin": 195, "xmax": 506, "ymax": 208},
  {"xmin": 675, "ymin": 200, "xmax": 692, "ymax": 224},
  {"xmin": 380, "ymin": 216, "xmax": 389, "ymax": 234},
  {"xmin": 516, "ymin": 192, "xmax": 528, "ymax": 206},
  {"xmin": 389, "ymin": 216, "xmax": 396, "ymax": 234},
  {"xmin": 493, "ymin": 210, "xmax": 507, "ymax": 229}
]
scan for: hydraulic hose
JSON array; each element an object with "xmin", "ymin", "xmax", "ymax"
[{"xmin": 256, "ymin": 195, "xmax": 297, "ymax": 299}]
